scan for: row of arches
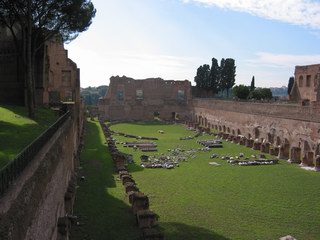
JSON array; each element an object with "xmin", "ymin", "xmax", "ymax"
[{"xmin": 193, "ymin": 114, "xmax": 320, "ymax": 167}]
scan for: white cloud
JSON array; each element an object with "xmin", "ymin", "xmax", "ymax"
[
  {"xmin": 183, "ymin": 0, "xmax": 320, "ymax": 29},
  {"xmin": 247, "ymin": 52, "xmax": 320, "ymax": 68}
]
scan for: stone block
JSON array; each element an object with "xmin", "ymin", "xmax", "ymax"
[
  {"xmin": 252, "ymin": 142, "xmax": 261, "ymax": 150},
  {"xmin": 245, "ymin": 139, "xmax": 254, "ymax": 148},
  {"xmin": 130, "ymin": 192, "xmax": 149, "ymax": 214},
  {"xmin": 119, "ymin": 170, "xmax": 129, "ymax": 179},
  {"xmin": 122, "ymin": 175, "xmax": 135, "ymax": 185},
  {"xmin": 136, "ymin": 209, "xmax": 158, "ymax": 229},
  {"xmin": 125, "ymin": 182, "xmax": 139, "ymax": 193}
]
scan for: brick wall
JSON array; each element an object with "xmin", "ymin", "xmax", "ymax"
[
  {"xmin": 0, "ymin": 107, "xmax": 82, "ymax": 240},
  {"xmin": 192, "ymin": 99, "xmax": 320, "ymax": 164}
]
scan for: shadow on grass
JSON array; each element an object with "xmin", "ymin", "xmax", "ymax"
[
  {"xmin": 70, "ymin": 120, "xmax": 141, "ymax": 240},
  {"xmin": 160, "ymin": 222, "xmax": 230, "ymax": 240}
]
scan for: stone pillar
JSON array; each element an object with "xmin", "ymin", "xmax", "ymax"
[
  {"xmin": 301, "ymin": 151, "xmax": 314, "ymax": 166},
  {"xmin": 227, "ymin": 135, "xmax": 234, "ymax": 141},
  {"xmin": 222, "ymin": 133, "xmax": 229, "ymax": 140},
  {"xmin": 245, "ymin": 139, "xmax": 254, "ymax": 148},
  {"xmin": 289, "ymin": 147, "xmax": 301, "ymax": 163},
  {"xmin": 278, "ymin": 143, "xmax": 290, "ymax": 160},
  {"xmin": 252, "ymin": 142, "xmax": 261, "ymax": 150},
  {"xmin": 315, "ymin": 155, "xmax": 320, "ymax": 171},
  {"xmin": 261, "ymin": 142, "xmax": 270, "ymax": 153},
  {"xmin": 239, "ymin": 137, "xmax": 246, "ymax": 145}
]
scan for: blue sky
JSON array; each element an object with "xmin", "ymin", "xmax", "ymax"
[{"xmin": 66, "ymin": 0, "xmax": 320, "ymax": 88}]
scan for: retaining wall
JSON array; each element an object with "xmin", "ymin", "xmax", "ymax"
[
  {"xmin": 0, "ymin": 106, "xmax": 83, "ymax": 240},
  {"xmin": 192, "ymin": 99, "xmax": 320, "ymax": 165}
]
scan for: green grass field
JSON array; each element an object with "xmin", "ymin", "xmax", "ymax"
[
  {"xmin": 70, "ymin": 120, "xmax": 141, "ymax": 240},
  {"xmin": 109, "ymin": 122, "xmax": 320, "ymax": 240},
  {"xmin": 0, "ymin": 105, "xmax": 57, "ymax": 169}
]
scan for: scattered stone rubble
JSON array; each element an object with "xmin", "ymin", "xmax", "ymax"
[
  {"xmin": 140, "ymin": 148, "xmax": 197, "ymax": 169},
  {"xmin": 212, "ymin": 152, "xmax": 279, "ymax": 166}
]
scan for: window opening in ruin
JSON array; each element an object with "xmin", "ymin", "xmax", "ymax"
[
  {"xmin": 299, "ymin": 75, "xmax": 303, "ymax": 87},
  {"xmin": 177, "ymin": 90, "xmax": 185, "ymax": 100},
  {"xmin": 117, "ymin": 90, "xmax": 124, "ymax": 101},
  {"xmin": 306, "ymin": 75, "xmax": 311, "ymax": 87},
  {"xmin": 136, "ymin": 89, "xmax": 143, "ymax": 100}
]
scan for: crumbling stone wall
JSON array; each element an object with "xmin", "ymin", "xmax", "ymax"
[
  {"xmin": 0, "ymin": 107, "xmax": 82, "ymax": 240},
  {"xmin": 98, "ymin": 76, "xmax": 192, "ymax": 121},
  {"xmin": 192, "ymin": 99, "xmax": 320, "ymax": 166},
  {"xmin": 291, "ymin": 64, "xmax": 320, "ymax": 102}
]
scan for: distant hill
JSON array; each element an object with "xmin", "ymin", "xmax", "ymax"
[
  {"xmin": 270, "ymin": 86, "xmax": 288, "ymax": 96},
  {"xmin": 80, "ymin": 85, "xmax": 108, "ymax": 106}
]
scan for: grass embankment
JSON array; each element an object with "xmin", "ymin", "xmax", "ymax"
[
  {"xmin": 110, "ymin": 122, "xmax": 320, "ymax": 240},
  {"xmin": 70, "ymin": 120, "xmax": 140, "ymax": 240},
  {"xmin": 0, "ymin": 105, "xmax": 57, "ymax": 169}
]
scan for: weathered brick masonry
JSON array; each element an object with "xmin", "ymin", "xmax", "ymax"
[
  {"xmin": 192, "ymin": 99, "xmax": 320, "ymax": 167},
  {"xmin": 0, "ymin": 106, "xmax": 83, "ymax": 240}
]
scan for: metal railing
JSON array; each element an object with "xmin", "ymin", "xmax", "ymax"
[{"xmin": 0, "ymin": 111, "xmax": 71, "ymax": 197}]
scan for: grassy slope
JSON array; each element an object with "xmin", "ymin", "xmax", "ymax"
[
  {"xmin": 0, "ymin": 105, "xmax": 57, "ymax": 169},
  {"xmin": 70, "ymin": 120, "xmax": 140, "ymax": 240},
  {"xmin": 110, "ymin": 122, "xmax": 320, "ymax": 240}
]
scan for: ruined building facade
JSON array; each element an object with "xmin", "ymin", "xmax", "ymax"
[
  {"xmin": 0, "ymin": 25, "xmax": 80, "ymax": 106},
  {"xmin": 290, "ymin": 64, "xmax": 320, "ymax": 103},
  {"xmin": 98, "ymin": 76, "xmax": 192, "ymax": 121}
]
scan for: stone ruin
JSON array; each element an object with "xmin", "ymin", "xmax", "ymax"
[{"xmin": 101, "ymin": 122, "xmax": 164, "ymax": 239}]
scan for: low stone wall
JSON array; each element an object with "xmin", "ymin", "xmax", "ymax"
[
  {"xmin": 101, "ymin": 122, "xmax": 164, "ymax": 239},
  {"xmin": 0, "ymin": 107, "xmax": 83, "ymax": 240}
]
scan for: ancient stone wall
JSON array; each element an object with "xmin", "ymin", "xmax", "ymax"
[
  {"xmin": 0, "ymin": 106, "xmax": 82, "ymax": 240},
  {"xmin": 99, "ymin": 76, "xmax": 192, "ymax": 121},
  {"xmin": 0, "ymin": 24, "xmax": 80, "ymax": 107},
  {"xmin": 192, "ymin": 99, "xmax": 320, "ymax": 166},
  {"xmin": 291, "ymin": 64, "xmax": 320, "ymax": 102}
]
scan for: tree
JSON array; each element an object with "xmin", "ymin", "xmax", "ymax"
[
  {"xmin": 250, "ymin": 76, "xmax": 255, "ymax": 92},
  {"xmin": 220, "ymin": 58, "xmax": 236, "ymax": 97},
  {"xmin": 194, "ymin": 64, "xmax": 210, "ymax": 90},
  {"xmin": 233, "ymin": 85, "xmax": 250, "ymax": 99},
  {"xmin": 248, "ymin": 88, "xmax": 273, "ymax": 100},
  {"xmin": 0, "ymin": 0, "xmax": 96, "ymax": 118},
  {"xmin": 287, "ymin": 76, "xmax": 294, "ymax": 95},
  {"xmin": 208, "ymin": 57, "xmax": 220, "ymax": 94}
]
